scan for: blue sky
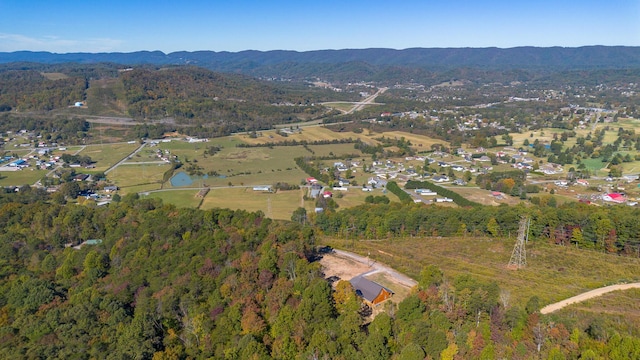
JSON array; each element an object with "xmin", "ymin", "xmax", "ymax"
[{"xmin": 1, "ymin": 0, "xmax": 639, "ymax": 53}]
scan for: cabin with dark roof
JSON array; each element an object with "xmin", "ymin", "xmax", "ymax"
[{"xmin": 349, "ymin": 276, "xmax": 394, "ymax": 306}]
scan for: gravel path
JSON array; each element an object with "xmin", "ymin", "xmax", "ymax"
[
  {"xmin": 331, "ymin": 249, "xmax": 418, "ymax": 288},
  {"xmin": 540, "ymin": 283, "xmax": 640, "ymax": 314}
]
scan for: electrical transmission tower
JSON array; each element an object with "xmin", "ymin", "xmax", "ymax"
[{"xmin": 508, "ymin": 217, "xmax": 530, "ymax": 270}]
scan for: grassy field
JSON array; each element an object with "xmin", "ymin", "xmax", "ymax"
[
  {"xmin": 234, "ymin": 126, "xmax": 373, "ymax": 146},
  {"xmin": 322, "ymin": 236, "xmax": 640, "ymax": 308},
  {"xmin": 0, "ymin": 169, "xmax": 48, "ymax": 186},
  {"xmin": 333, "ymin": 188, "xmax": 390, "ymax": 208},
  {"xmin": 144, "ymin": 189, "xmax": 203, "ymax": 208},
  {"xmin": 199, "ymin": 187, "xmax": 312, "ymax": 220},
  {"xmin": 160, "ymin": 143, "xmax": 317, "ymax": 188},
  {"xmin": 379, "ymin": 131, "xmax": 447, "ymax": 150},
  {"xmin": 79, "ymin": 143, "xmax": 139, "ymax": 171},
  {"xmin": 3, "ymin": 149, "xmax": 33, "ymax": 158},
  {"xmin": 447, "ymin": 186, "xmax": 523, "ymax": 206},
  {"xmin": 580, "ymin": 157, "xmax": 608, "ymax": 174},
  {"xmin": 107, "ymin": 163, "xmax": 169, "ymax": 193}
]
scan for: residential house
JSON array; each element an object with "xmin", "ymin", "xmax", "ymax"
[
  {"xmin": 602, "ymin": 193, "xmax": 626, "ymax": 204},
  {"xmin": 432, "ymin": 175, "xmax": 449, "ymax": 183},
  {"xmin": 349, "ymin": 276, "xmax": 394, "ymax": 306}
]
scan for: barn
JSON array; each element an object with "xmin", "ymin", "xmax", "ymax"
[{"xmin": 349, "ymin": 276, "xmax": 394, "ymax": 306}]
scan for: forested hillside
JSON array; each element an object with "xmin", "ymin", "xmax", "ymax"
[
  {"xmin": 0, "ymin": 70, "xmax": 86, "ymax": 111},
  {"xmin": 119, "ymin": 67, "xmax": 350, "ymax": 132},
  {"xmin": 0, "ymin": 189, "xmax": 639, "ymax": 359},
  {"xmin": 3, "ymin": 47, "xmax": 640, "ymax": 85},
  {"xmin": 3, "ymin": 46, "xmax": 640, "ymax": 70},
  {"xmin": 0, "ymin": 64, "xmax": 362, "ymax": 135}
]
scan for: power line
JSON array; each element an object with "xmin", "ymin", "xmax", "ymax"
[{"xmin": 508, "ymin": 217, "xmax": 530, "ymax": 270}]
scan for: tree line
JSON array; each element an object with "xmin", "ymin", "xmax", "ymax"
[{"xmin": 315, "ymin": 201, "xmax": 640, "ymax": 256}]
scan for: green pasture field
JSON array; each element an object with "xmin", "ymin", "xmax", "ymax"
[
  {"xmin": 143, "ymin": 189, "xmax": 203, "ymax": 208},
  {"xmin": 107, "ymin": 163, "xmax": 169, "ymax": 192},
  {"xmin": 579, "ymin": 157, "xmax": 608, "ymax": 175},
  {"xmin": 601, "ymin": 129, "xmax": 621, "ymax": 144},
  {"xmin": 122, "ymin": 183, "xmax": 166, "ymax": 195},
  {"xmin": 234, "ymin": 126, "xmax": 373, "ymax": 146},
  {"xmin": 169, "ymin": 168, "xmax": 309, "ymax": 188},
  {"xmin": 0, "ymin": 168, "xmax": 48, "ymax": 187},
  {"xmin": 323, "ymin": 235, "xmax": 640, "ymax": 308},
  {"xmin": 79, "ymin": 143, "xmax": 139, "ymax": 171},
  {"xmin": 54, "ymin": 146, "xmax": 85, "ymax": 155},
  {"xmin": 333, "ymin": 188, "xmax": 390, "ymax": 208},
  {"xmin": 160, "ymin": 144, "xmax": 314, "ymax": 187},
  {"xmin": 306, "ymin": 143, "xmax": 362, "ymax": 157},
  {"xmin": 199, "ymin": 187, "xmax": 311, "ymax": 220},
  {"xmin": 612, "ymin": 117, "xmax": 640, "ymax": 131},
  {"xmin": 3, "ymin": 149, "xmax": 33, "ymax": 158},
  {"xmin": 126, "ymin": 148, "xmax": 167, "ymax": 163}
]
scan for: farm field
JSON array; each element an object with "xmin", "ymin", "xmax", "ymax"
[
  {"xmin": 199, "ymin": 187, "xmax": 312, "ymax": 220},
  {"xmin": 323, "ymin": 235, "xmax": 640, "ymax": 309},
  {"xmin": 445, "ymin": 186, "xmax": 523, "ymax": 206},
  {"xmin": 379, "ymin": 131, "xmax": 447, "ymax": 150},
  {"xmin": 159, "ymin": 143, "xmax": 345, "ymax": 188},
  {"xmin": 144, "ymin": 189, "xmax": 203, "ymax": 208},
  {"xmin": 78, "ymin": 143, "xmax": 139, "ymax": 171},
  {"xmin": 333, "ymin": 188, "xmax": 391, "ymax": 208},
  {"xmin": 0, "ymin": 169, "xmax": 48, "ymax": 186},
  {"xmin": 233, "ymin": 126, "xmax": 372, "ymax": 146},
  {"xmin": 107, "ymin": 163, "xmax": 169, "ymax": 193}
]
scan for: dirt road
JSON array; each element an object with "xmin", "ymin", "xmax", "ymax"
[
  {"xmin": 540, "ymin": 282, "xmax": 640, "ymax": 314},
  {"xmin": 328, "ymin": 249, "xmax": 418, "ymax": 288}
]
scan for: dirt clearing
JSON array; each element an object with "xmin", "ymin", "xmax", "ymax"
[{"xmin": 318, "ymin": 249, "xmax": 418, "ymax": 309}]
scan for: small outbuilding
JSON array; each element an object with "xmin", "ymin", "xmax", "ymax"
[{"xmin": 349, "ymin": 276, "xmax": 394, "ymax": 306}]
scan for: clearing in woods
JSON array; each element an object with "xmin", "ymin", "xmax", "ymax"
[{"xmin": 319, "ymin": 248, "xmax": 417, "ymax": 310}]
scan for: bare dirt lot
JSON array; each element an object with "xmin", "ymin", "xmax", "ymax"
[
  {"xmin": 318, "ymin": 249, "xmax": 417, "ymax": 310},
  {"xmin": 319, "ymin": 251, "xmax": 372, "ymax": 281}
]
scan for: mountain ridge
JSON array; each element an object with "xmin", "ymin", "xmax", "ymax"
[{"xmin": 2, "ymin": 46, "xmax": 640, "ymax": 72}]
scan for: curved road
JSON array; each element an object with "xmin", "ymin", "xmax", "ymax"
[{"xmin": 540, "ymin": 282, "xmax": 640, "ymax": 314}]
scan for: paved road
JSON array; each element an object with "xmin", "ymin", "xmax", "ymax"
[
  {"xmin": 346, "ymin": 87, "xmax": 388, "ymax": 114},
  {"xmin": 540, "ymin": 282, "xmax": 640, "ymax": 314},
  {"xmin": 33, "ymin": 145, "xmax": 87, "ymax": 187},
  {"xmin": 332, "ymin": 249, "xmax": 418, "ymax": 288},
  {"xmin": 104, "ymin": 142, "xmax": 147, "ymax": 174}
]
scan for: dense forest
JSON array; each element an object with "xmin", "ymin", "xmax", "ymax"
[
  {"xmin": 0, "ymin": 189, "xmax": 639, "ymax": 359},
  {"xmin": 119, "ymin": 67, "xmax": 349, "ymax": 130},
  {"xmin": 0, "ymin": 70, "xmax": 86, "ymax": 111}
]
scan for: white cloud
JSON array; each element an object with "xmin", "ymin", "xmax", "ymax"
[{"xmin": 0, "ymin": 33, "xmax": 124, "ymax": 53}]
